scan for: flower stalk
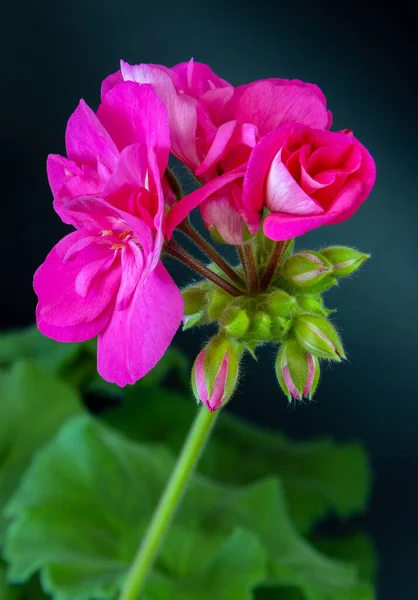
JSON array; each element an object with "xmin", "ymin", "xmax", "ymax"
[
  {"xmin": 118, "ymin": 406, "xmax": 218, "ymax": 600},
  {"xmin": 237, "ymin": 242, "xmax": 259, "ymax": 294},
  {"xmin": 165, "ymin": 240, "xmax": 242, "ymax": 297}
]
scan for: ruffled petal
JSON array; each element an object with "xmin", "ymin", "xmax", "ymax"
[
  {"xmin": 97, "ymin": 81, "xmax": 170, "ymax": 173},
  {"xmin": 120, "ymin": 60, "xmax": 200, "ymax": 169},
  {"xmin": 97, "ymin": 262, "xmax": 183, "ymax": 386},
  {"xmin": 65, "ymin": 100, "xmax": 119, "ymax": 172},
  {"xmin": 34, "ymin": 231, "xmax": 121, "ymax": 328}
]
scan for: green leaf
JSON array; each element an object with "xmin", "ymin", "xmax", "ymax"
[
  {"xmin": 146, "ymin": 528, "xmax": 266, "ymax": 600},
  {"xmin": 216, "ymin": 478, "xmax": 367, "ymax": 599},
  {"xmin": 1, "ymin": 563, "xmax": 21, "ymax": 600},
  {"xmin": 0, "ymin": 361, "xmax": 82, "ymax": 544},
  {"xmin": 104, "ymin": 390, "xmax": 370, "ymax": 531},
  {"xmin": 312, "ymin": 534, "xmax": 377, "ymax": 583},
  {"xmin": 0, "ymin": 326, "xmax": 81, "ymax": 374}
]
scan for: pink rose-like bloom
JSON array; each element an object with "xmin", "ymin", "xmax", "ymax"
[
  {"xmin": 243, "ymin": 124, "xmax": 376, "ymax": 240},
  {"xmin": 103, "ymin": 60, "xmax": 332, "ymax": 243},
  {"xmin": 35, "ymin": 82, "xmax": 184, "ymax": 386}
]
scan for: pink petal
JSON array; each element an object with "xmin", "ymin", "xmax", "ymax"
[
  {"xmin": 201, "ymin": 189, "xmax": 245, "ymax": 245},
  {"xmin": 65, "ymin": 100, "xmax": 119, "ymax": 172},
  {"xmin": 171, "ymin": 59, "xmax": 232, "ymax": 97},
  {"xmin": 116, "ymin": 241, "xmax": 144, "ymax": 310},
  {"xmin": 97, "ymin": 262, "xmax": 183, "ymax": 386},
  {"xmin": 120, "ymin": 61, "xmax": 200, "ymax": 169},
  {"xmin": 221, "ymin": 80, "xmax": 330, "ymax": 136},
  {"xmin": 34, "ymin": 231, "xmax": 121, "ymax": 328},
  {"xmin": 266, "ymin": 150, "xmax": 324, "ymax": 215},
  {"xmin": 97, "ymin": 81, "xmax": 170, "ymax": 173},
  {"xmin": 166, "ymin": 167, "xmax": 246, "ymax": 238},
  {"xmin": 36, "ymin": 303, "xmax": 113, "ymax": 343},
  {"xmin": 207, "ymin": 357, "xmax": 229, "ymax": 411},
  {"xmin": 101, "ymin": 70, "xmax": 123, "ymax": 99}
]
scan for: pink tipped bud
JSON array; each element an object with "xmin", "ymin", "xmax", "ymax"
[
  {"xmin": 192, "ymin": 336, "xmax": 239, "ymax": 412},
  {"xmin": 294, "ymin": 313, "xmax": 346, "ymax": 361},
  {"xmin": 275, "ymin": 339, "xmax": 320, "ymax": 401},
  {"xmin": 281, "ymin": 251, "xmax": 333, "ymax": 288}
]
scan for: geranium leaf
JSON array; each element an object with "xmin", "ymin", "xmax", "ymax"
[{"xmin": 0, "ymin": 361, "xmax": 82, "ymax": 545}]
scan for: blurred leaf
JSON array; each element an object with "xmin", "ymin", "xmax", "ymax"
[
  {"xmin": 1, "ymin": 562, "xmax": 21, "ymax": 599},
  {"xmin": 216, "ymin": 478, "xmax": 369, "ymax": 600},
  {"xmin": 140, "ymin": 347, "xmax": 189, "ymax": 388},
  {"xmin": 4, "ymin": 416, "xmax": 232, "ymax": 600},
  {"xmin": 145, "ymin": 528, "xmax": 266, "ymax": 600},
  {"xmin": 0, "ymin": 361, "xmax": 82, "ymax": 544},
  {"xmin": 312, "ymin": 534, "xmax": 377, "ymax": 583},
  {"xmin": 104, "ymin": 389, "xmax": 370, "ymax": 531},
  {"xmin": 0, "ymin": 326, "xmax": 81, "ymax": 375}
]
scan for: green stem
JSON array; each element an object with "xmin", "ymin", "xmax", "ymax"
[
  {"xmin": 119, "ymin": 406, "xmax": 219, "ymax": 600},
  {"xmin": 165, "ymin": 240, "xmax": 242, "ymax": 297},
  {"xmin": 179, "ymin": 218, "xmax": 245, "ymax": 289},
  {"xmin": 237, "ymin": 243, "xmax": 259, "ymax": 294}
]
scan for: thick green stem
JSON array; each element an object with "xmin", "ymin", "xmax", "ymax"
[
  {"xmin": 237, "ymin": 243, "xmax": 259, "ymax": 294},
  {"xmin": 165, "ymin": 240, "xmax": 242, "ymax": 297},
  {"xmin": 179, "ymin": 219, "xmax": 245, "ymax": 289},
  {"xmin": 118, "ymin": 406, "xmax": 219, "ymax": 600}
]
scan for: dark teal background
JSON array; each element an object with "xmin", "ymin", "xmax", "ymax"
[{"xmin": 1, "ymin": 0, "xmax": 417, "ymax": 597}]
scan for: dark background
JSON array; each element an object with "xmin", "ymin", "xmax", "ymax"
[{"xmin": 1, "ymin": 0, "xmax": 417, "ymax": 597}]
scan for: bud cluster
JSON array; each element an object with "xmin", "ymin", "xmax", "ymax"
[{"xmin": 186, "ymin": 243, "xmax": 369, "ymax": 410}]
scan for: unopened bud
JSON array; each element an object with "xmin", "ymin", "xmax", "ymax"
[
  {"xmin": 191, "ymin": 336, "xmax": 239, "ymax": 412},
  {"xmin": 281, "ymin": 251, "xmax": 333, "ymax": 288},
  {"xmin": 182, "ymin": 312, "xmax": 206, "ymax": 331},
  {"xmin": 321, "ymin": 246, "xmax": 370, "ymax": 278},
  {"xmin": 207, "ymin": 288, "xmax": 232, "ymax": 321},
  {"xmin": 267, "ymin": 290, "xmax": 296, "ymax": 316},
  {"xmin": 182, "ymin": 287, "xmax": 207, "ymax": 316},
  {"xmin": 247, "ymin": 311, "xmax": 272, "ymax": 341},
  {"xmin": 221, "ymin": 307, "xmax": 250, "ymax": 338},
  {"xmin": 275, "ymin": 339, "xmax": 320, "ymax": 401},
  {"xmin": 294, "ymin": 314, "xmax": 345, "ymax": 361},
  {"xmin": 271, "ymin": 315, "xmax": 292, "ymax": 340},
  {"xmin": 297, "ymin": 294, "xmax": 334, "ymax": 317}
]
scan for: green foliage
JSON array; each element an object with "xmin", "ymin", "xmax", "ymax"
[
  {"xmin": 0, "ymin": 362, "xmax": 82, "ymax": 544},
  {"xmin": 0, "ymin": 326, "xmax": 376, "ymax": 600},
  {"xmin": 103, "ymin": 388, "xmax": 370, "ymax": 533}
]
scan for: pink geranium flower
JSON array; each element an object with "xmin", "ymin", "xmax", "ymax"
[
  {"xmin": 242, "ymin": 124, "xmax": 376, "ymax": 240},
  {"xmin": 103, "ymin": 60, "xmax": 331, "ymax": 243},
  {"xmin": 34, "ymin": 82, "xmax": 184, "ymax": 386}
]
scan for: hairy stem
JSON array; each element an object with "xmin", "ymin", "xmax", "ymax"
[
  {"xmin": 118, "ymin": 407, "xmax": 219, "ymax": 600},
  {"xmin": 179, "ymin": 219, "xmax": 245, "ymax": 288},
  {"xmin": 165, "ymin": 240, "xmax": 242, "ymax": 297},
  {"xmin": 260, "ymin": 240, "xmax": 290, "ymax": 290},
  {"xmin": 237, "ymin": 243, "xmax": 259, "ymax": 294}
]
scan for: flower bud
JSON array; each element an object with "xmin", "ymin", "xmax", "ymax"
[
  {"xmin": 296, "ymin": 294, "xmax": 333, "ymax": 317},
  {"xmin": 294, "ymin": 314, "xmax": 345, "ymax": 361},
  {"xmin": 281, "ymin": 251, "xmax": 333, "ymax": 288},
  {"xmin": 221, "ymin": 307, "xmax": 250, "ymax": 338},
  {"xmin": 207, "ymin": 288, "xmax": 232, "ymax": 321},
  {"xmin": 182, "ymin": 312, "xmax": 206, "ymax": 331},
  {"xmin": 267, "ymin": 290, "xmax": 296, "ymax": 316},
  {"xmin": 247, "ymin": 311, "xmax": 272, "ymax": 342},
  {"xmin": 271, "ymin": 315, "xmax": 292, "ymax": 340},
  {"xmin": 275, "ymin": 339, "xmax": 320, "ymax": 401},
  {"xmin": 192, "ymin": 336, "xmax": 239, "ymax": 412},
  {"xmin": 182, "ymin": 287, "xmax": 207, "ymax": 316},
  {"xmin": 321, "ymin": 246, "xmax": 370, "ymax": 278}
]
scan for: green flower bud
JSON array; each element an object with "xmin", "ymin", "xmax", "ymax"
[
  {"xmin": 192, "ymin": 335, "xmax": 240, "ymax": 411},
  {"xmin": 294, "ymin": 277, "xmax": 338, "ymax": 295},
  {"xmin": 267, "ymin": 290, "xmax": 296, "ymax": 316},
  {"xmin": 247, "ymin": 311, "xmax": 272, "ymax": 341},
  {"xmin": 294, "ymin": 314, "xmax": 346, "ymax": 361},
  {"xmin": 321, "ymin": 246, "xmax": 370, "ymax": 278},
  {"xmin": 207, "ymin": 288, "xmax": 232, "ymax": 321},
  {"xmin": 275, "ymin": 339, "xmax": 320, "ymax": 401},
  {"xmin": 221, "ymin": 307, "xmax": 250, "ymax": 338},
  {"xmin": 182, "ymin": 312, "xmax": 206, "ymax": 331},
  {"xmin": 296, "ymin": 294, "xmax": 334, "ymax": 317},
  {"xmin": 182, "ymin": 287, "xmax": 207, "ymax": 316},
  {"xmin": 281, "ymin": 251, "xmax": 333, "ymax": 288},
  {"xmin": 271, "ymin": 315, "xmax": 292, "ymax": 340}
]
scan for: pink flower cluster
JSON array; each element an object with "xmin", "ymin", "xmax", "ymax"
[{"xmin": 35, "ymin": 59, "xmax": 376, "ymax": 386}]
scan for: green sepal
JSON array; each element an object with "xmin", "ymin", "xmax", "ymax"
[{"xmin": 294, "ymin": 314, "xmax": 345, "ymax": 361}]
